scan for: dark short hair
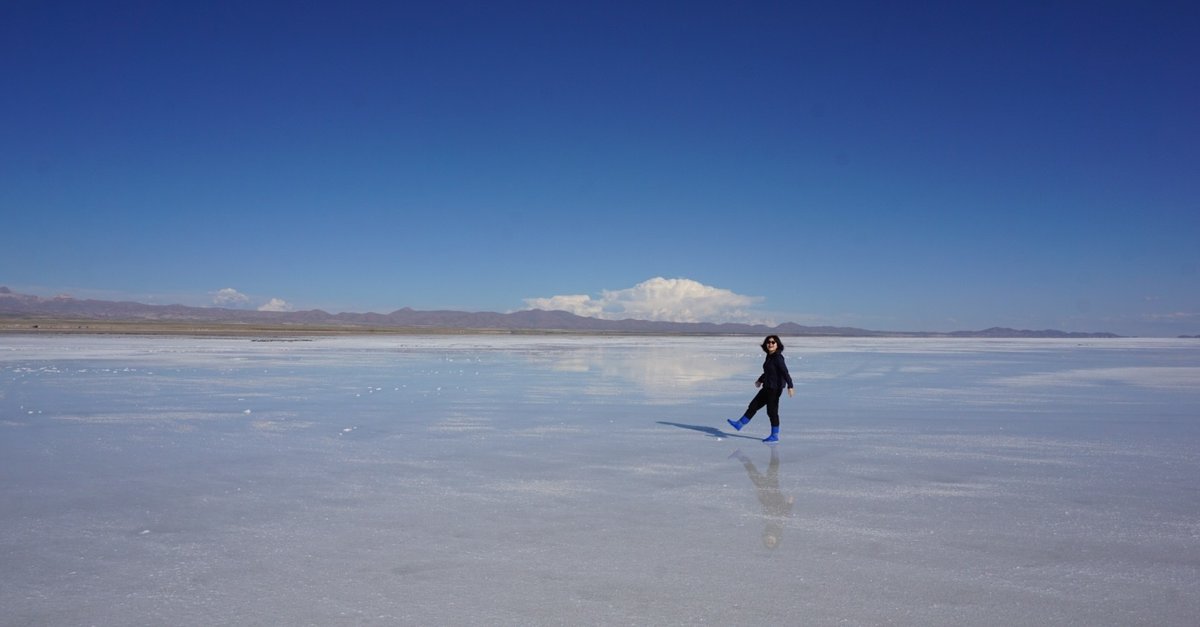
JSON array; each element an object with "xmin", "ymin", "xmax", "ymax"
[{"xmin": 761, "ymin": 335, "xmax": 784, "ymax": 352}]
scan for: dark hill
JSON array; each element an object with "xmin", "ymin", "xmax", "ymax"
[{"xmin": 0, "ymin": 287, "xmax": 1120, "ymax": 337}]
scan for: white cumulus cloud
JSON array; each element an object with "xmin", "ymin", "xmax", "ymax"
[
  {"xmin": 258, "ymin": 298, "xmax": 293, "ymax": 312},
  {"xmin": 525, "ymin": 294, "xmax": 605, "ymax": 318},
  {"xmin": 524, "ymin": 277, "xmax": 764, "ymax": 323},
  {"xmin": 213, "ymin": 288, "xmax": 251, "ymax": 308}
]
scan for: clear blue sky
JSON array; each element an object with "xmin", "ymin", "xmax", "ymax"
[{"xmin": 3, "ymin": 1, "xmax": 1197, "ymax": 336}]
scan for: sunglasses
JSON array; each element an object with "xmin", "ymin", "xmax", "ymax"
[{"xmin": 766, "ymin": 340, "xmax": 777, "ymax": 345}]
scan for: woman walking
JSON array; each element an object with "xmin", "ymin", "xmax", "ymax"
[{"xmin": 727, "ymin": 335, "xmax": 794, "ymax": 443}]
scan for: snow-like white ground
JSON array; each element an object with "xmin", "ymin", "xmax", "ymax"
[{"xmin": 1, "ymin": 335, "xmax": 1197, "ymax": 626}]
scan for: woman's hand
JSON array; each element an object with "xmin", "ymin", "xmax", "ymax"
[{"xmin": 787, "ymin": 388, "xmax": 795, "ymax": 397}]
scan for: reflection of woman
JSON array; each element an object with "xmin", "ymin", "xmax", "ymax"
[
  {"xmin": 727, "ymin": 335, "xmax": 794, "ymax": 443},
  {"xmin": 731, "ymin": 447, "xmax": 795, "ymax": 549}
]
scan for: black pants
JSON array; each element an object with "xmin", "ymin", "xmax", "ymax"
[{"xmin": 744, "ymin": 387, "xmax": 784, "ymax": 428}]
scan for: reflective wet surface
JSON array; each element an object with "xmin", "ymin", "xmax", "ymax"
[{"xmin": 2, "ymin": 335, "xmax": 1198, "ymax": 625}]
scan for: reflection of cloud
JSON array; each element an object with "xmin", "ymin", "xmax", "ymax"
[
  {"xmin": 489, "ymin": 479, "xmax": 590, "ymax": 496},
  {"xmin": 428, "ymin": 415, "xmax": 493, "ymax": 433},
  {"xmin": 251, "ymin": 419, "xmax": 313, "ymax": 432},
  {"xmin": 997, "ymin": 366, "xmax": 1200, "ymax": 391},
  {"xmin": 213, "ymin": 288, "xmax": 251, "ymax": 308},
  {"xmin": 1144, "ymin": 311, "xmax": 1199, "ymax": 322},
  {"xmin": 524, "ymin": 277, "xmax": 764, "ymax": 323},
  {"xmin": 536, "ymin": 341, "xmax": 750, "ymax": 400},
  {"xmin": 608, "ymin": 345, "xmax": 746, "ymax": 389}
]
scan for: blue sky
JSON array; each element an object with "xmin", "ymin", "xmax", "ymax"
[{"xmin": 3, "ymin": 1, "xmax": 1197, "ymax": 336}]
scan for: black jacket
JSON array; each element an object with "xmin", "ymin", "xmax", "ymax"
[{"xmin": 757, "ymin": 352, "xmax": 794, "ymax": 390}]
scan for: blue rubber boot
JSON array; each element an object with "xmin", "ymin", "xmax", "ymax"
[
  {"xmin": 727, "ymin": 416, "xmax": 750, "ymax": 431},
  {"xmin": 762, "ymin": 427, "xmax": 780, "ymax": 443}
]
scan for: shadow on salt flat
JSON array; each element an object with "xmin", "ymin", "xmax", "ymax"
[{"xmin": 656, "ymin": 420, "xmax": 761, "ymax": 441}]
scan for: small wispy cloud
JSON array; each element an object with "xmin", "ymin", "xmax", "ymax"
[
  {"xmin": 212, "ymin": 288, "xmax": 251, "ymax": 308},
  {"xmin": 523, "ymin": 277, "xmax": 764, "ymax": 323},
  {"xmin": 212, "ymin": 288, "xmax": 292, "ymax": 312},
  {"xmin": 258, "ymin": 298, "xmax": 293, "ymax": 312}
]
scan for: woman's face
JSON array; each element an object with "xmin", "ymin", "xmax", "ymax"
[{"xmin": 765, "ymin": 338, "xmax": 778, "ymax": 353}]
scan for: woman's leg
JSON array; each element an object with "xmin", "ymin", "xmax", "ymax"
[
  {"xmin": 729, "ymin": 388, "xmax": 771, "ymax": 431},
  {"xmin": 762, "ymin": 388, "xmax": 783, "ymax": 443},
  {"xmin": 744, "ymin": 387, "xmax": 772, "ymax": 419},
  {"xmin": 765, "ymin": 388, "xmax": 783, "ymax": 428}
]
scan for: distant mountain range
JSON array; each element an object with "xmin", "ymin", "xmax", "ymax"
[{"xmin": 0, "ymin": 286, "xmax": 1122, "ymax": 338}]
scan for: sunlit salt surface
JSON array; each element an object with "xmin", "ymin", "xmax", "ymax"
[{"xmin": 2, "ymin": 335, "xmax": 1197, "ymax": 626}]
